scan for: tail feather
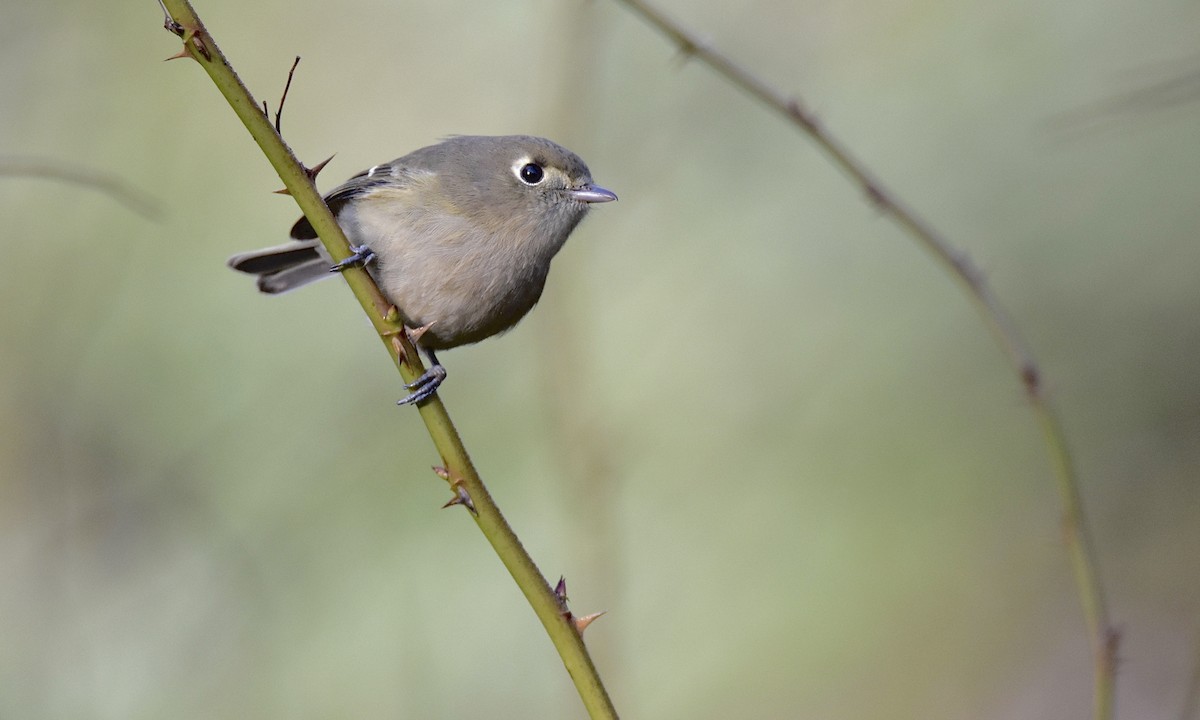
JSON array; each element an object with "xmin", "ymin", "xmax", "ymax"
[
  {"xmin": 255, "ymin": 258, "xmax": 330, "ymax": 294},
  {"xmin": 228, "ymin": 240, "xmax": 332, "ymax": 294}
]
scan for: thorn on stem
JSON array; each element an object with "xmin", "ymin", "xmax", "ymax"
[
  {"xmin": 388, "ymin": 335, "xmax": 409, "ymax": 365},
  {"xmin": 434, "ymin": 466, "xmax": 475, "ymax": 514},
  {"xmin": 552, "ymin": 576, "xmax": 606, "ymax": 633},
  {"xmin": 554, "ymin": 576, "xmax": 569, "ymax": 611},
  {"xmin": 785, "ymin": 98, "xmax": 819, "ymax": 133},
  {"xmin": 180, "ymin": 26, "xmax": 211, "ymax": 61},
  {"xmin": 674, "ymin": 35, "xmax": 698, "ymax": 58},
  {"xmin": 1021, "ymin": 362, "xmax": 1041, "ymax": 397},
  {"xmin": 406, "ymin": 322, "xmax": 435, "ymax": 345},
  {"xmin": 305, "ymin": 154, "xmax": 335, "ymax": 181},
  {"xmin": 573, "ymin": 611, "xmax": 607, "ymax": 634},
  {"xmin": 441, "ymin": 484, "xmax": 477, "ymax": 516},
  {"xmin": 274, "ymin": 157, "xmax": 332, "ymax": 197},
  {"xmin": 863, "ymin": 181, "xmax": 887, "ymax": 210}
]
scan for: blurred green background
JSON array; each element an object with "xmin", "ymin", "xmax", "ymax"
[{"xmin": 2, "ymin": 1, "xmax": 1198, "ymax": 718}]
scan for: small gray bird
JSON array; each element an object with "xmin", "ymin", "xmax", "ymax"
[{"xmin": 228, "ymin": 135, "xmax": 616, "ymax": 405}]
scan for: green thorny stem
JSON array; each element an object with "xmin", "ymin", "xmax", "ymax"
[
  {"xmin": 156, "ymin": 2, "xmax": 618, "ymax": 718},
  {"xmin": 612, "ymin": 1, "xmax": 1117, "ymax": 718}
]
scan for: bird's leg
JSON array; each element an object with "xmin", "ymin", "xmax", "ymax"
[
  {"xmin": 397, "ymin": 347, "xmax": 446, "ymax": 406},
  {"xmin": 328, "ymin": 244, "xmax": 376, "ymax": 272},
  {"xmin": 326, "ymin": 252, "xmax": 441, "ymax": 405}
]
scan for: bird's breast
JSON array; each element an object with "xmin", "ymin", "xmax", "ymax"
[{"xmin": 342, "ymin": 200, "xmax": 559, "ymax": 349}]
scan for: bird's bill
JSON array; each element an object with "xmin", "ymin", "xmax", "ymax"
[{"xmin": 567, "ymin": 184, "xmax": 618, "ymax": 203}]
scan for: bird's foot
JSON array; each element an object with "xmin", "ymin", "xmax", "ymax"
[
  {"xmin": 397, "ymin": 363, "xmax": 447, "ymax": 406},
  {"xmin": 329, "ymin": 244, "xmax": 376, "ymax": 272}
]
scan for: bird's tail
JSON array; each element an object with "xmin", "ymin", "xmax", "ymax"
[{"xmin": 227, "ymin": 240, "xmax": 331, "ymax": 294}]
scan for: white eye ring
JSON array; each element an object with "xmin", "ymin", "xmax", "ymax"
[{"xmin": 514, "ymin": 159, "xmax": 546, "ymax": 186}]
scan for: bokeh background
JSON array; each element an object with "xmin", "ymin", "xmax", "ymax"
[{"xmin": 2, "ymin": 1, "xmax": 1198, "ymax": 718}]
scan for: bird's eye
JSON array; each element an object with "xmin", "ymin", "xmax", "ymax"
[{"xmin": 517, "ymin": 162, "xmax": 545, "ymax": 185}]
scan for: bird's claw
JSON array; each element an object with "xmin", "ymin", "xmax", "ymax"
[
  {"xmin": 329, "ymin": 244, "xmax": 376, "ymax": 272},
  {"xmin": 397, "ymin": 364, "xmax": 447, "ymax": 406}
]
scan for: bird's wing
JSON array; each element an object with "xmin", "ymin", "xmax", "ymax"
[{"xmin": 289, "ymin": 161, "xmax": 423, "ymax": 240}]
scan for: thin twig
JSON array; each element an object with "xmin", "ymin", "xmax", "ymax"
[
  {"xmin": 1044, "ymin": 61, "xmax": 1200, "ymax": 137},
  {"xmin": 157, "ymin": 2, "xmax": 618, "ymax": 718},
  {"xmin": 611, "ymin": 1, "xmax": 1116, "ymax": 717},
  {"xmin": 274, "ymin": 56, "xmax": 301, "ymax": 135},
  {"xmin": 0, "ymin": 157, "xmax": 163, "ymax": 219}
]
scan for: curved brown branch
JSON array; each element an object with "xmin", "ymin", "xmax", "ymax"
[{"xmin": 611, "ymin": 1, "xmax": 1116, "ymax": 717}]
